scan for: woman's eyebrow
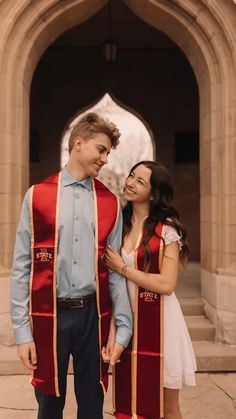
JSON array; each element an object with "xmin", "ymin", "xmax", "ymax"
[
  {"xmin": 131, "ymin": 171, "xmax": 147, "ymax": 183},
  {"xmin": 138, "ymin": 176, "xmax": 147, "ymax": 183}
]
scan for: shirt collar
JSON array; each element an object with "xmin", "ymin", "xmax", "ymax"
[{"xmin": 61, "ymin": 167, "xmax": 92, "ymax": 191}]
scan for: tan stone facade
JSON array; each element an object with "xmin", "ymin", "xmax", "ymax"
[{"xmin": 0, "ymin": 0, "xmax": 236, "ymax": 344}]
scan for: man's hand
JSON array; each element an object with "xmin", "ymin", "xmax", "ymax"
[
  {"xmin": 17, "ymin": 341, "xmax": 37, "ymax": 371},
  {"xmin": 109, "ymin": 342, "xmax": 125, "ymax": 366}
]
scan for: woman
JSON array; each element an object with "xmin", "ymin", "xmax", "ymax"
[{"xmin": 104, "ymin": 161, "xmax": 197, "ymax": 419}]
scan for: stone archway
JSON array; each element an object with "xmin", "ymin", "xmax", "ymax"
[{"xmin": 0, "ymin": 0, "xmax": 235, "ymax": 343}]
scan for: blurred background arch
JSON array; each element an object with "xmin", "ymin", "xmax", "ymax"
[{"xmin": 61, "ymin": 93, "xmax": 155, "ymax": 203}]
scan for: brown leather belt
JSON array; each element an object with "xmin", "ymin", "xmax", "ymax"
[{"xmin": 57, "ymin": 293, "xmax": 96, "ymax": 309}]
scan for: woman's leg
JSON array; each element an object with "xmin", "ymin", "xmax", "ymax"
[{"xmin": 164, "ymin": 388, "xmax": 182, "ymax": 419}]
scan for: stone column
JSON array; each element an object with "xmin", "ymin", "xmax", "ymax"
[{"xmin": 201, "ymin": 81, "xmax": 236, "ymax": 344}]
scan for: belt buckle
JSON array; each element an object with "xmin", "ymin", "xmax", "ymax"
[{"xmin": 77, "ymin": 297, "xmax": 83, "ymax": 308}]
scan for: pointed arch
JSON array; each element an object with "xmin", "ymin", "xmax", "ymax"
[{"xmin": 61, "ymin": 93, "xmax": 155, "ymax": 199}]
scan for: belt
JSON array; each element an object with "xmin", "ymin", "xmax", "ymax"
[{"xmin": 57, "ymin": 293, "xmax": 96, "ymax": 309}]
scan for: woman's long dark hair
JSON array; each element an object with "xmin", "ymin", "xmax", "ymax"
[{"xmin": 123, "ymin": 161, "xmax": 189, "ymax": 270}]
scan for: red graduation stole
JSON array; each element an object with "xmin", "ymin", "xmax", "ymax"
[
  {"xmin": 113, "ymin": 223, "xmax": 164, "ymax": 419},
  {"xmin": 29, "ymin": 172, "xmax": 119, "ymax": 396}
]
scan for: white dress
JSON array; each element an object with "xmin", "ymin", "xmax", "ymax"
[{"xmin": 122, "ymin": 225, "xmax": 197, "ymax": 389}]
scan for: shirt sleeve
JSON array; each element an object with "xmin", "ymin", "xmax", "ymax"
[
  {"xmin": 107, "ymin": 207, "xmax": 133, "ymax": 347},
  {"xmin": 10, "ymin": 188, "xmax": 33, "ymax": 344},
  {"xmin": 164, "ymin": 225, "xmax": 183, "ymax": 249}
]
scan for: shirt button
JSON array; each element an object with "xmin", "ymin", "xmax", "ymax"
[
  {"xmin": 76, "ymin": 194, "xmax": 79, "ymax": 199},
  {"xmin": 75, "ymin": 238, "xmax": 78, "ymax": 242},
  {"xmin": 75, "ymin": 216, "xmax": 79, "ymax": 221},
  {"xmin": 72, "ymin": 284, "xmax": 75, "ymax": 287},
  {"xmin": 73, "ymin": 261, "xmax": 77, "ymax": 264}
]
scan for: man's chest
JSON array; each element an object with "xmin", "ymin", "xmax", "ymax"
[{"xmin": 58, "ymin": 186, "xmax": 95, "ymax": 231}]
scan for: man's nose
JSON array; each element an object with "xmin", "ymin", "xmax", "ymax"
[{"xmin": 101, "ymin": 153, "xmax": 108, "ymax": 164}]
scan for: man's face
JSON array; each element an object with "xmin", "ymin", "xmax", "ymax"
[{"xmin": 74, "ymin": 132, "xmax": 112, "ymax": 178}]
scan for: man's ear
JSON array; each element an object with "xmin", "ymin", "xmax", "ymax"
[{"xmin": 74, "ymin": 136, "xmax": 82, "ymax": 151}]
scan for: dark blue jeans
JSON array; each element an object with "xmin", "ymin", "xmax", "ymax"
[{"xmin": 35, "ymin": 301, "xmax": 104, "ymax": 419}]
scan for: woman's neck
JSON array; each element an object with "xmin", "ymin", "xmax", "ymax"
[{"xmin": 132, "ymin": 203, "xmax": 149, "ymax": 224}]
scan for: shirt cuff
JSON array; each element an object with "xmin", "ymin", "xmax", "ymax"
[
  {"xmin": 115, "ymin": 326, "xmax": 132, "ymax": 348},
  {"xmin": 13, "ymin": 323, "xmax": 33, "ymax": 345}
]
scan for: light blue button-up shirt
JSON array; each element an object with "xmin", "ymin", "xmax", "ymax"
[{"xmin": 11, "ymin": 168, "xmax": 133, "ymax": 347}]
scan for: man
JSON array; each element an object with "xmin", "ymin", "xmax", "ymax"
[{"xmin": 11, "ymin": 112, "xmax": 133, "ymax": 419}]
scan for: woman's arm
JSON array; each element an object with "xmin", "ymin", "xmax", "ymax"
[
  {"xmin": 105, "ymin": 241, "xmax": 179, "ymax": 296},
  {"xmin": 107, "ymin": 314, "xmax": 116, "ymax": 349}
]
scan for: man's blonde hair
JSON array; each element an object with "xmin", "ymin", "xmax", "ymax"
[{"xmin": 68, "ymin": 112, "xmax": 121, "ymax": 153}]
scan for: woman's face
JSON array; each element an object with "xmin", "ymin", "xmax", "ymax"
[{"xmin": 124, "ymin": 164, "xmax": 152, "ymax": 204}]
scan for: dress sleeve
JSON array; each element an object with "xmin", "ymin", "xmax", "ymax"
[{"xmin": 164, "ymin": 225, "xmax": 183, "ymax": 250}]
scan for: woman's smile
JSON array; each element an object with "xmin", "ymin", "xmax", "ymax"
[{"xmin": 125, "ymin": 186, "xmax": 136, "ymax": 195}]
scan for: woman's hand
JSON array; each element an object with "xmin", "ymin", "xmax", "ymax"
[
  {"xmin": 102, "ymin": 315, "xmax": 116, "ymax": 363},
  {"xmin": 101, "ymin": 346, "xmax": 111, "ymax": 363},
  {"xmin": 102, "ymin": 343, "xmax": 124, "ymax": 365},
  {"xmin": 105, "ymin": 246, "xmax": 124, "ymax": 274}
]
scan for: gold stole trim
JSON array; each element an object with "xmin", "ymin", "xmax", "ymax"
[
  {"xmin": 92, "ymin": 178, "xmax": 119, "ymax": 394},
  {"xmin": 112, "ymin": 197, "xmax": 120, "ymax": 410},
  {"xmin": 53, "ymin": 172, "xmax": 61, "ymax": 396},
  {"xmin": 92, "ymin": 178, "xmax": 105, "ymax": 392},
  {"xmin": 112, "ymin": 362, "xmax": 116, "ymax": 413},
  {"xmin": 29, "ymin": 186, "xmax": 35, "ymax": 385},
  {"xmin": 131, "ymin": 228, "xmax": 144, "ymax": 417},
  {"xmin": 159, "ymin": 224, "xmax": 166, "ymax": 418},
  {"xmin": 29, "ymin": 186, "xmax": 34, "ymax": 321}
]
